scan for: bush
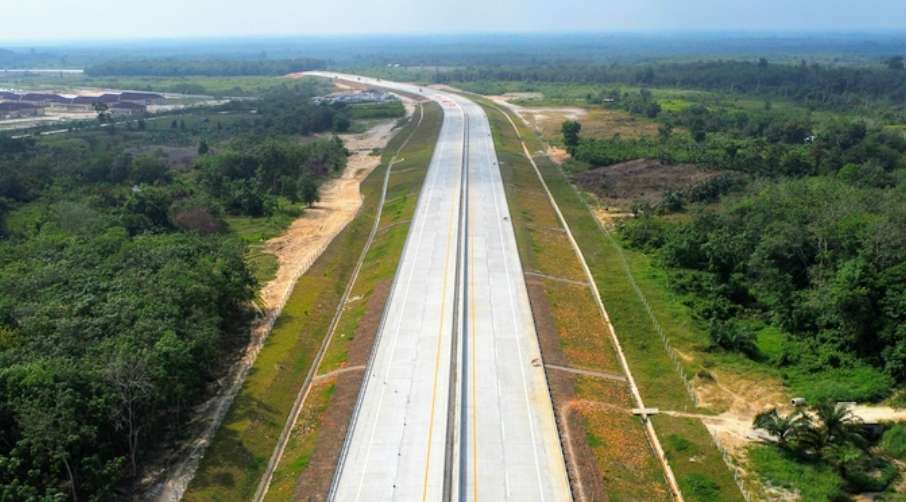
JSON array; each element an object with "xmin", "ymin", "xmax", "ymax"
[
  {"xmin": 787, "ymin": 366, "xmax": 894, "ymax": 403},
  {"xmin": 708, "ymin": 319, "xmax": 757, "ymax": 356},
  {"xmin": 844, "ymin": 457, "xmax": 899, "ymax": 492},
  {"xmin": 680, "ymin": 474, "xmax": 721, "ymax": 502},
  {"xmin": 748, "ymin": 445, "xmax": 845, "ymax": 501},
  {"xmin": 880, "ymin": 423, "xmax": 906, "ymax": 460}
]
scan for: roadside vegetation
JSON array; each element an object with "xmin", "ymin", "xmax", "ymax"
[
  {"xmin": 183, "ymin": 96, "xmax": 432, "ymax": 501},
  {"xmin": 264, "ymin": 101, "xmax": 442, "ymax": 500}
]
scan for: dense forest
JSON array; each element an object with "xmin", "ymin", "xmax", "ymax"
[
  {"xmin": 570, "ymin": 83, "xmax": 906, "ymax": 402},
  {"xmin": 84, "ymin": 57, "xmax": 326, "ymax": 77},
  {"xmin": 0, "ymin": 80, "xmax": 360, "ymax": 499},
  {"xmin": 436, "ymin": 59, "xmax": 906, "ymax": 112}
]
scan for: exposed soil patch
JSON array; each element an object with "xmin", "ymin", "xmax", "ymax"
[
  {"xmin": 573, "ymin": 159, "xmax": 722, "ymax": 211},
  {"xmin": 259, "ymin": 103, "xmax": 411, "ymax": 315},
  {"xmin": 128, "ymin": 145, "xmax": 199, "ymax": 170},
  {"xmin": 547, "ymin": 146, "xmax": 571, "ymax": 165}
]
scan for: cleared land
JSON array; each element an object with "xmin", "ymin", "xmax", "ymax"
[{"xmin": 572, "ymin": 159, "xmax": 724, "ymax": 211}]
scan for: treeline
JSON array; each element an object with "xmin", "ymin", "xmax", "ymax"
[
  {"xmin": 0, "ymin": 81, "xmax": 353, "ymax": 499},
  {"xmin": 622, "ymin": 178, "xmax": 906, "ymax": 401},
  {"xmin": 84, "ymin": 57, "xmax": 326, "ymax": 77},
  {"xmin": 571, "ymin": 89, "xmax": 906, "ymax": 180},
  {"xmin": 438, "ymin": 60, "xmax": 906, "ymax": 109}
]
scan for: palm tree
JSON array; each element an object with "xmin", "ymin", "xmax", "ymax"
[
  {"xmin": 812, "ymin": 400, "xmax": 867, "ymax": 450},
  {"xmin": 753, "ymin": 408, "xmax": 812, "ymax": 451}
]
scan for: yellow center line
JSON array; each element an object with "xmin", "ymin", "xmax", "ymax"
[
  {"xmin": 420, "ymin": 114, "xmax": 463, "ymax": 502},
  {"xmin": 469, "ymin": 155, "xmax": 479, "ymax": 502}
]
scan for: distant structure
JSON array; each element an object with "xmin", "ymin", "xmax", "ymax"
[
  {"xmin": 0, "ymin": 90, "xmax": 163, "ymax": 118},
  {"xmin": 109, "ymin": 101, "xmax": 148, "ymax": 115},
  {"xmin": 312, "ymin": 89, "xmax": 398, "ymax": 105},
  {"xmin": 0, "ymin": 102, "xmax": 43, "ymax": 119},
  {"xmin": 119, "ymin": 92, "xmax": 165, "ymax": 105}
]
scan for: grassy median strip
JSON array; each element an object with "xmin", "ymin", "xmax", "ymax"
[
  {"xmin": 477, "ymin": 97, "xmax": 671, "ymax": 500},
  {"xmin": 262, "ymin": 102, "xmax": 443, "ymax": 501},
  {"xmin": 183, "ymin": 102, "xmax": 441, "ymax": 501},
  {"xmin": 472, "ymin": 94, "xmax": 746, "ymax": 502}
]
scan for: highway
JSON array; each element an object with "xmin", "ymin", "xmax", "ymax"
[{"xmin": 310, "ymin": 72, "xmax": 571, "ymax": 502}]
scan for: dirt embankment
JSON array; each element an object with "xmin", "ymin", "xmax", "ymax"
[
  {"xmin": 258, "ymin": 102, "xmax": 412, "ymax": 313},
  {"xmin": 140, "ymin": 95, "xmax": 414, "ymax": 502}
]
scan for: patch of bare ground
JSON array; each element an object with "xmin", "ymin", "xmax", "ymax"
[
  {"xmin": 573, "ymin": 158, "xmax": 722, "ymax": 211},
  {"xmin": 547, "ymin": 145, "xmax": 571, "ymax": 165},
  {"xmin": 139, "ymin": 104, "xmax": 411, "ymax": 502},
  {"xmin": 259, "ymin": 112, "xmax": 407, "ymax": 313},
  {"xmin": 283, "ymin": 280, "xmax": 391, "ymax": 501}
]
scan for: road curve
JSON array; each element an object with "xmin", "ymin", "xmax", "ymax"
[{"xmin": 309, "ymin": 72, "xmax": 571, "ymax": 502}]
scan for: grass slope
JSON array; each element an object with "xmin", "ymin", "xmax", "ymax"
[
  {"xmin": 264, "ymin": 101, "xmax": 443, "ymax": 500},
  {"xmin": 182, "ymin": 102, "xmax": 438, "ymax": 501}
]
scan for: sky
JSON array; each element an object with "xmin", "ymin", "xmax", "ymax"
[{"xmin": 5, "ymin": 0, "xmax": 906, "ymax": 42}]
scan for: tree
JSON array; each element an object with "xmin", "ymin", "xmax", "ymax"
[
  {"xmin": 812, "ymin": 401, "xmax": 867, "ymax": 451},
  {"xmin": 14, "ymin": 386, "xmax": 86, "ymax": 501},
  {"xmin": 105, "ymin": 351, "xmax": 153, "ymax": 477},
  {"xmin": 561, "ymin": 120, "xmax": 582, "ymax": 151},
  {"xmin": 753, "ymin": 408, "xmax": 810, "ymax": 451},
  {"xmin": 93, "ymin": 102, "xmax": 109, "ymax": 123},
  {"xmin": 198, "ymin": 139, "xmax": 210, "ymax": 156},
  {"xmin": 658, "ymin": 122, "xmax": 674, "ymax": 143},
  {"xmin": 299, "ymin": 177, "xmax": 320, "ymax": 207},
  {"xmin": 887, "ymin": 56, "xmax": 905, "ymax": 71}
]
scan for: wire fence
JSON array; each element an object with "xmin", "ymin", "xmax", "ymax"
[
  {"xmin": 539, "ymin": 153, "xmax": 764, "ymax": 501},
  {"xmin": 565, "ymin": 178, "xmax": 700, "ymax": 409},
  {"xmin": 705, "ymin": 427, "xmax": 756, "ymax": 502}
]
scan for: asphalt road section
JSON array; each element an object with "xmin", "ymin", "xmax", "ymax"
[{"xmin": 308, "ymin": 72, "xmax": 571, "ymax": 502}]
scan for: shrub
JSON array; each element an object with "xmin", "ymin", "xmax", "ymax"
[
  {"xmin": 787, "ymin": 366, "xmax": 894, "ymax": 403},
  {"xmin": 880, "ymin": 422, "xmax": 906, "ymax": 460},
  {"xmin": 681, "ymin": 474, "xmax": 720, "ymax": 502}
]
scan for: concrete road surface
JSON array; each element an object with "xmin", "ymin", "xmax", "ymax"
[{"xmin": 309, "ymin": 72, "xmax": 571, "ymax": 502}]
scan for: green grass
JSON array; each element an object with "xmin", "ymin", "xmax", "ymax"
[
  {"xmin": 226, "ymin": 201, "xmax": 305, "ymax": 245},
  {"xmin": 182, "ymin": 101, "xmax": 440, "ymax": 502},
  {"xmin": 317, "ymin": 102, "xmax": 443, "ymax": 375},
  {"xmin": 262, "ymin": 383, "xmax": 336, "ymax": 501},
  {"xmin": 747, "ymin": 445, "xmax": 844, "ymax": 501},
  {"xmin": 653, "ymin": 416, "xmax": 745, "ymax": 502},
  {"xmin": 246, "ymin": 249, "xmax": 279, "ymax": 285}
]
